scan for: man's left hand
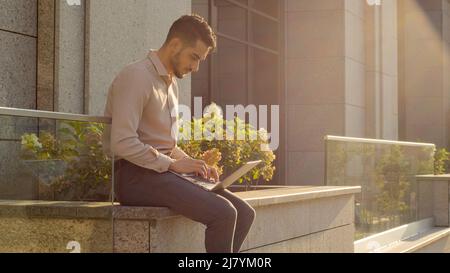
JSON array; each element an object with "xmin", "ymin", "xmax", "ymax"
[{"xmin": 207, "ymin": 166, "xmax": 220, "ymax": 183}]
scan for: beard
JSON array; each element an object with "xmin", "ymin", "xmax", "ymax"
[{"xmin": 170, "ymin": 51, "xmax": 187, "ymax": 79}]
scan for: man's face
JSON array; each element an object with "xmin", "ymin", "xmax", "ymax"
[{"xmin": 170, "ymin": 40, "xmax": 210, "ymax": 79}]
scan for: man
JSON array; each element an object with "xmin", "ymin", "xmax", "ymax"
[{"xmin": 104, "ymin": 15, "xmax": 255, "ymax": 253}]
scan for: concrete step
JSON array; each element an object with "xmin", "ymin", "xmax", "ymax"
[{"xmin": 380, "ymin": 227, "xmax": 450, "ymax": 253}]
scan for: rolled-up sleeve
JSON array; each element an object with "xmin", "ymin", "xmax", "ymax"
[
  {"xmin": 170, "ymin": 145, "xmax": 191, "ymax": 160},
  {"xmin": 110, "ymin": 68, "xmax": 174, "ymax": 173}
]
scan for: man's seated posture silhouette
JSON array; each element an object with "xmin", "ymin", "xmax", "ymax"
[{"xmin": 104, "ymin": 14, "xmax": 255, "ymax": 253}]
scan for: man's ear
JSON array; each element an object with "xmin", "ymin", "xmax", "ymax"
[{"xmin": 168, "ymin": 38, "xmax": 184, "ymax": 53}]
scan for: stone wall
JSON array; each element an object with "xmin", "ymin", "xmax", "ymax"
[
  {"xmin": 0, "ymin": 186, "xmax": 360, "ymax": 253},
  {"xmin": 0, "ymin": 0, "xmax": 37, "ymax": 110},
  {"xmin": 0, "ymin": 0, "xmax": 38, "ymax": 200},
  {"xmin": 0, "ymin": 0, "xmax": 194, "ymax": 199},
  {"xmin": 85, "ymin": 0, "xmax": 193, "ymax": 115}
]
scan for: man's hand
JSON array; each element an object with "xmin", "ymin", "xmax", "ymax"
[
  {"xmin": 169, "ymin": 158, "xmax": 220, "ymax": 182},
  {"xmin": 207, "ymin": 166, "xmax": 220, "ymax": 183},
  {"xmin": 169, "ymin": 157, "xmax": 208, "ymax": 178}
]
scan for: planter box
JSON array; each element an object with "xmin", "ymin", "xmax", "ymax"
[{"xmin": 0, "ymin": 185, "xmax": 360, "ymax": 253}]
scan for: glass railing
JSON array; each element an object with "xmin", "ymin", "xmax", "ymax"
[
  {"xmin": 0, "ymin": 107, "xmax": 113, "ymax": 253},
  {"xmin": 325, "ymin": 135, "xmax": 436, "ymax": 240}
]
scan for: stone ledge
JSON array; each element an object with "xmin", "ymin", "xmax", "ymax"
[
  {"xmin": 0, "ymin": 185, "xmax": 361, "ymax": 253},
  {"xmin": 0, "ymin": 200, "xmax": 113, "ymax": 219},
  {"xmin": 416, "ymin": 174, "xmax": 450, "ymax": 181},
  {"xmin": 238, "ymin": 186, "xmax": 360, "ymax": 208},
  {"xmin": 115, "ymin": 186, "xmax": 360, "ymax": 220},
  {"xmin": 0, "ymin": 186, "xmax": 361, "ymax": 221},
  {"xmin": 381, "ymin": 227, "xmax": 450, "ymax": 253}
]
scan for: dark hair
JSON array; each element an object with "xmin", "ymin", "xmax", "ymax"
[{"xmin": 164, "ymin": 14, "xmax": 217, "ymax": 51}]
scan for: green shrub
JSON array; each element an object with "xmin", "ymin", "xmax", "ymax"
[
  {"xmin": 20, "ymin": 103, "xmax": 277, "ymax": 200},
  {"xmin": 21, "ymin": 121, "xmax": 111, "ymax": 201},
  {"xmin": 434, "ymin": 148, "xmax": 450, "ymax": 175},
  {"xmin": 177, "ymin": 103, "xmax": 276, "ymax": 186}
]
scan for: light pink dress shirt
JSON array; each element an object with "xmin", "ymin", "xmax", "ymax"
[{"xmin": 103, "ymin": 50, "xmax": 189, "ymax": 173}]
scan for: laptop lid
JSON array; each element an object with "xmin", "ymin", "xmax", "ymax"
[{"xmin": 210, "ymin": 160, "xmax": 262, "ymax": 191}]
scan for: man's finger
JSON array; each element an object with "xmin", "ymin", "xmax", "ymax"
[
  {"xmin": 197, "ymin": 166, "xmax": 207, "ymax": 179},
  {"xmin": 213, "ymin": 169, "xmax": 220, "ymax": 182},
  {"xmin": 206, "ymin": 168, "xmax": 214, "ymax": 183}
]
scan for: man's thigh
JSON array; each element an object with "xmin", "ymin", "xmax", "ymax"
[{"xmin": 118, "ymin": 165, "xmax": 236, "ymax": 224}]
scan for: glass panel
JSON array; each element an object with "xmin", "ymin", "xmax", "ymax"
[
  {"xmin": 215, "ymin": 0, "xmax": 247, "ymax": 41},
  {"xmin": 215, "ymin": 37, "xmax": 248, "ymax": 107},
  {"xmin": 0, "ymin": 115, "xmax": 114, "ymax": 253},
  {"xmin": 325, "ymin": 138, "xmax": 435, "ymax": 240},
  {"xmin": 249, "ymin": 0, "xmax": 279, "ymax": 18},
  {"xmin": 0, "ymin": 116, "xmax": 38, "ymax": 200},
  {"xmin": 249, "ymin": 12, "xmax": 279, "ymax": 51}
]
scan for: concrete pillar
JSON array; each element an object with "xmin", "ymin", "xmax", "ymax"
[
  {"xmin": 285, "ymin": 0, "xmax": 366, "ymax": 186},
  {"xmin": 37, "ymin": 0, "xmax": 55, "ymax": 112},
  {"xmin": 85, "ymin": 0, "xmax": 192, "ymax": 115},
  {"xmin": 54, "ymin": 0, "xmax": 85, "ymax": 114},
  {"xmin": 366, "ymin": 0, "xmax": 399, "ymax": 140},
  {"xmin": 399, "ymin": 0, "xmax": 450, "ymax": 149}
]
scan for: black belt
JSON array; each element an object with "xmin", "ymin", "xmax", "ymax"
[{"xmin": 114, "ymin": 159, "xmax": 127, "ymax": 172}]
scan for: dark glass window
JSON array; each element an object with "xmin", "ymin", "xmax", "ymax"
[{"xmin": 191, "ymin": 0, "xmax": 283, "ymax": 184}]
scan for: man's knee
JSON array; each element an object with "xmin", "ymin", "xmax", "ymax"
[
  {"xmin": 243, "ymin": 206, "xmax": 256, "ymax": 224},
  {"xmin": 208, "ymin": 201, "xmax": 237, "ymax": 225},
  {"xmin": 219, "ymin": 202, "xmax": 238, "ymax": 222}
]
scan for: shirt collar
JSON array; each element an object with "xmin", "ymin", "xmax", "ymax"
[{"xmin": 148, "ymin": 50, "xmax": 169, "ymax": 77}]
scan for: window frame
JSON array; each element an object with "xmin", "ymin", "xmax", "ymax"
[{"xmin": 202, "ymin": 0, "xmax": 286, "ymax": 185}]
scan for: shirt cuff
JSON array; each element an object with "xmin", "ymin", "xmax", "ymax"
[{"xmin": 152, "ymin": 153, "xmax": 175, "ymax": 173}]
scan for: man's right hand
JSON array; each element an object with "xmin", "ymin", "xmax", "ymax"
[{"xmin": 169, "ymin": 157, "xmax": 208, "ymax": 179}]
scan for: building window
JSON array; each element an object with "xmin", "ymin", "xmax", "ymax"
[
  {"xmin": 192, "ymin": 0, "xmax": 284, "ymax": 184},
  {"xmin": 193, "ymin": 0, "xmax": 281, "ymax": 108}
]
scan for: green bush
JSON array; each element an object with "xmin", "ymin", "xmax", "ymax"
[
  {"xmin": 374, "ymin": 145, "xmax": 410, "ymax": 221},
  {"xmin": 177, "ymin": 103, "xmax": 276, "ymax": 186},
  {"xmin": 20, "ymin": 105, "xmax": 276, "ymax": 201},
  {"xmin": 21, "ymin": 121, "xmax": 112, "ymax": 201},
  {"xmin": 434, "ymin": 148, "xmax": 450, "ymax": 175}
]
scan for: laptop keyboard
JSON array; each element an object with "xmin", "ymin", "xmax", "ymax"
[{"xmin": 169, "ymin": 171, "xmax": 219, "ymax": 190}]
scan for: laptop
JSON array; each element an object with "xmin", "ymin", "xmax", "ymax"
[{"xmin": 169, "ymin": 160, "xmax": 262, "ymax": 192}]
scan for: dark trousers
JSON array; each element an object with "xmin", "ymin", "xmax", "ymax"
[{"xmin": 114, "ymin": 159, "xmax": 256, "ymax": 253}]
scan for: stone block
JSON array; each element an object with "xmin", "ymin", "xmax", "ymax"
[
  {"xmin": 0, "ymin": 0, "xmax": 37, "ymax": 36},
  {"xmin": 113, "ymin": 220, "xmax": 150, "ymax": 253}
]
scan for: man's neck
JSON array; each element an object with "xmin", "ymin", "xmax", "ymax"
[{"xmin": 156, "ymin": 48, "xmax": 174, "ymax": 80}]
